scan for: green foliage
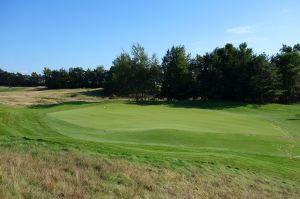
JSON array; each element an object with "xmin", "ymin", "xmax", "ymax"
[
  {"xmin": 248, "ymin": 54, "xmax": 282, "ymax": 102},
  {"xmin": 43, "ymin": 66, "xmax": 106, "ymax": 89},
  {"xmin": 105, "ymin": 44, "xmax": 161, "ymax": 99},
  {"xmin": 0, "ymin": 69, "xmax": 43, "ymax": 87},
  {"xmin": 272, "ymin": 44, "xmax": 300, "ymax": 102},
  {"xmin": 161, "ymin": 46, "xmax": 190, "ymax": 99}
]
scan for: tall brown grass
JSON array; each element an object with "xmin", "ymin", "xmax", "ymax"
[
  {"xmin": 0, "ymin": 88, "xmax": 104, "ymax": 107},
  {"xmin": 0, "ymin": 146, "xmax": 299, "ymax": 199}
]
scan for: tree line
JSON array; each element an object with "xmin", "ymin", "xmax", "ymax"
[
  {"xmin": 43, "ymin": 66, "xmax": 106, "ymax": 89},
  {"xmin": 0, "ymin": 69, "xmax": 43, "ymax": 87},
  {"xmin": 1, "ymin": 43, "xmax": 300, "ymax": 103}
]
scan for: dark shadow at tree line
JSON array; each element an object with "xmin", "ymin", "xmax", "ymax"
[
  {"xmin": 25, "ymin": 86, "xmax": 48, "ymax": 91},
  {"xmin": 287, "ymin": 114, "xmax": 300, "ymax": 121},
  {"xmin": 29, "ymin": 101, "xmax": 98, "ymax": 109},
  {"xmin": 126, "ymin": 100, "xmax": 261, "ymax": 110},
  {"xmin": 29, "ymin": 98, "xmax": 256, "ymax": 110},
  {"xmin": 28, "ymin": 86, "xmax": 265, "ymax": 110},
  {"xmin": 78, "ymin": 88, "xmax": 107, "ymax": 97}
]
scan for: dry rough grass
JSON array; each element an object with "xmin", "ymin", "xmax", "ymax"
[
  {"xmin": 0, "ymin": 87, "xmax": 104, "ymax": 107},
  {"xmin": 0, "ymin": 146, "xmax": 299, "ymax": 199}
]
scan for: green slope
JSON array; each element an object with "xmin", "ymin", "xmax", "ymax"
[
  {"xmin": 46, "ymin": 101, "xmax": 300, "ymax": 156},
  {"xmin": 1, "ymin": 100, "xmax": 300, "ymax": 182}
]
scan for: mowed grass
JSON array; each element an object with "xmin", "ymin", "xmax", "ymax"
[
  {"xmin": 47, "ymin": 101, "xmax": 300, "ymax": 157},
  {"xmin": 49, "ymin": 102, "xmax": 282, "ymax": 135},
  {"xmin": 0, "ymin": 88, "xmax": 300, "ymax": 198}
]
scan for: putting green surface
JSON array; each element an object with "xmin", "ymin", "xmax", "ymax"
[
  {"xmin": 43, "ymin": 101, "xmax": 300, "ymax": 158},
  {"xmin": 49, "ymin": 102, "xmax": 282, "ymax": 135}
]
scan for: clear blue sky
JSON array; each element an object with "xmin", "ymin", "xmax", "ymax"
[{"xmin": 1, "ymin": 0, "xmax": 299, "ymax": 74}]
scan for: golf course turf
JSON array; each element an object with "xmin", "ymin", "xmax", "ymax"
[{"xmin": 0, "ymin": 88, "xmax": 300, "ymax": 198}]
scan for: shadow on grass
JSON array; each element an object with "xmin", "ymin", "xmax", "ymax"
[
  {"xmin": 78, "ymin": 88, "xmax": 107, "ymax": 97},
  {"xmin": 25, "ymin": 86, "xmax": 48, "ymax": 91},
  {"xmin": 29, "ymin": 101, "xmax": 98, "ymax": 109},
  {"xmin": 126, "ymin": 100, "xmax": 260, "ymax": 110},
  {"xmin": 287, "ymin": 114, "xmax": 300, "ymax": 121}
]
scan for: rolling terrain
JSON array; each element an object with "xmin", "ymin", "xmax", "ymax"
[{"xmin": 0, "ymin": 87, "xmax": 300, "ymax": 198}]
